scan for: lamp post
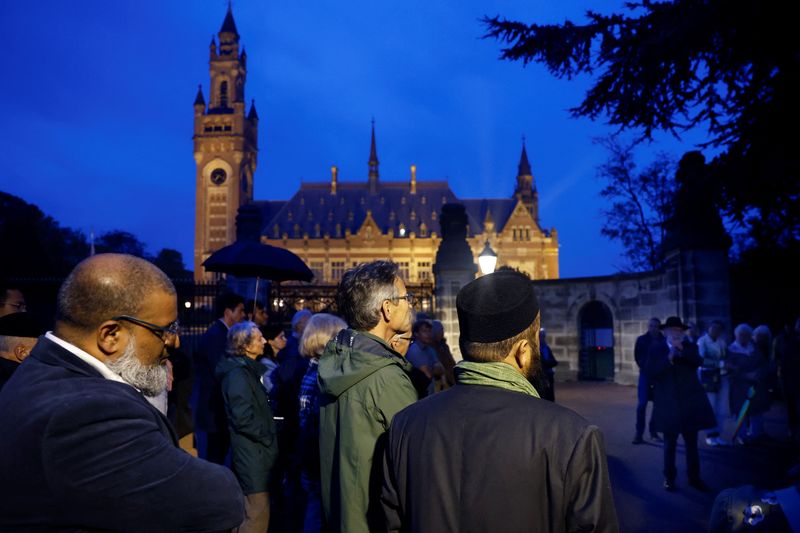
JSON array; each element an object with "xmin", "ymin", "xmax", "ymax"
[{"xmin": 478, "ymin": 241, "xmax": 497, "ymax": 275}]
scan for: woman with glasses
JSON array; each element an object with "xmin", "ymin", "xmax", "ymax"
[{"xmin": 217, "ymin": 321, "xmax": 279, "ymax": 533}]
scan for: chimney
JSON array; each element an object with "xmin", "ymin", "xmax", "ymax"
[
  {"xmin": 330, "ymin": 165, "xmax": 338, "ymax": 195},
  {"xmin": 410, "ymin": 164, "xmax": 417, "ymax": 194}
]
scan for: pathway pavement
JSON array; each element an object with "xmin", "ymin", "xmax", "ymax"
[{"xmin": 557, "ymin": 381, "xmax": 796, "ymax": 532}]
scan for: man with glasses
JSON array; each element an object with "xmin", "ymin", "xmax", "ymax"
[
  {"xmin": 0, "ymin": 285, "xmax": 26, "ymax": 318},
  {"xmin": 0, "ymin": 254, "xmax": 244, "ymax": 531},
  {"xmin": 318, "ymin": 260, "xmax": 418, "ymax": 532}
]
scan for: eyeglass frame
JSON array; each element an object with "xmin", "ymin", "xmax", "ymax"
[
  {"xmin": 112, "ymin": 314, "xmax": 180, "ymax": 343},
  {"xmin": 0, "ymin": 301, "xmax": 27, "ymax": 312},
  {"xmin": 388, "ymin": 292, "xmax": 416, "ymax": 307}
]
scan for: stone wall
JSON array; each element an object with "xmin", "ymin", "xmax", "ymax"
[{"xmin": 533, "ymin": 270, "xmax": 675, "ymax": 385}]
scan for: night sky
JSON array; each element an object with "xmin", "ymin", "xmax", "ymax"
[{"xmin": 3, "ymin": 0, "xmax": 712, "ymax": 278}]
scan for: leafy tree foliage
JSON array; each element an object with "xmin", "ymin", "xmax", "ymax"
[
  {"xmin": 0, "ymin": 191, "xmax": 89, "ymax": 278},
  {"xmin": 484, "ymin": 0, "xmax": 800, "ymax": 246},
  {"xmin": 94, "ymin": 230, "xmax": 147, "ymax": 257},
  {"xmin": 596, "ymin": 137, "xmax": 675, "ymax": 271},
  {"xmin": 152, "ymin": 248, "xmax": 192, "ymax": 279}
]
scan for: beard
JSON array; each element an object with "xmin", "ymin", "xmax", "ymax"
[
  {"xmin": 524, "ymin": 349, "xmax": 545, "ymax": 391},
  {"xmin": 105, "ymin": 335, "xmax": 168, "ymax": 397}
]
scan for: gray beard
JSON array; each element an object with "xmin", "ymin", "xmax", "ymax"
[{"xmin": 105, "ymin": 336, "xmax": 168, "ymax": 397}]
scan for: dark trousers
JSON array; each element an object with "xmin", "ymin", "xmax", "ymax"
[
  {"xmin": 635, "ymin": 373, "xmax": 656, "ymax": 437},
  {"xmin": 663, "ymin": 429, "xmax": 700, "ymax": 483},
  {"xmin": 195, "ymin": 429, "xmax": 230, "ymax": 465}
]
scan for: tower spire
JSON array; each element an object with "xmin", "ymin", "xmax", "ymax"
[
  {"xmin": 219, "ymin": 2, "xmax": 239, "ymax": 37},
  {"xmin": 518, "ymin": 135, "xmax": 532, "ymax": 177},
  {"xmin": 368, "ymin": 118, "xmax": 379, "ymax": 193}
]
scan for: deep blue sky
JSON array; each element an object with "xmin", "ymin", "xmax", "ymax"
[{"xmin": 2, "ymin": 0, "xmax": 711, "ymax": 278}]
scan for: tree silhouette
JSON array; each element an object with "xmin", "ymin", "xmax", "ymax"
[
  {"xmin": 484, "ymin": 0, "xmax": 799, "ymax": 247},
  {"xmin": 596, "ymin": 138, "xmax": 675, "ymax": 272}
]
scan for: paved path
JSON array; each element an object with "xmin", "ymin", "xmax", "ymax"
[{"xmin": 557, "ymin": 381, "xmax": 795, "ymax": 533}]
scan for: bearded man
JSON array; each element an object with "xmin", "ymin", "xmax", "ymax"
[
  {"xmin": 381, "ymin": 270, "xmax": 619, "ymax": 532},
  {"xmin": 0, "ymin": 254, "xmax": 243, "ymax": 531}
]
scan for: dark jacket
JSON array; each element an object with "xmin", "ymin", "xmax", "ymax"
[
  {"xmin": 217, "ymin": 354, "xmax": 279, "ymax": 494},
  {"xmin": 634, "ymin": 331, "xmax": 662, "ymax": 368},
  {"xmin": 382, "ymin": 384, "xmax": 619, "ymax": 533},
  {"xmin": 271, "ymin": 333, "xmax": 309, "ymax": 443},
  {"xmin": 0, "ymin": 357, "xmax": 19, "ymax": 391},
  {"xmin": 318, "ymin": 329, "xmax": 418, "ymax": 533},
  {"xmin": 192, "ymin": 319, "xmax": 229, "ymax": 432},
  {"xmin": 644, "ymin": 339, "xmax": 716, "ymax": 433},
  {"xmin": 0, "ymin": 335, "xmax": 244, "ymax": 532}
]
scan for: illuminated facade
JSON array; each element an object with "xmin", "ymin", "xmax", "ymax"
[{"xmin": 194, "ymin": 7, "xmax": 559, "ymax": 283}]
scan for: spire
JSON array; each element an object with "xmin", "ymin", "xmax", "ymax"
[
  {"xmin": 248, "ymin": 99, "xmax": 258, "ymax": 120},
  {"xmin": 194, "ymin": 85, "xmax": 205, "ymax": 106},
  {"xmin": 518, "ymin": 136, "xmax": 532, "ymax": 177},
  {"xmin": 219, "ymin": 2, "xmax": 239, "ymax": 37},
  {"xmin": 368, "ymin": 119, "xmax": 379, "ymax": 192}
]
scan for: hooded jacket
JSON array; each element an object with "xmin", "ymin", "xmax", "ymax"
[
  {"xmin": 318, "ymin": 329, "xmax": 417, "ymax": 533},
  {"xmin": 216, "ymin": 355, "xmax": 278, "ymax": 494}
]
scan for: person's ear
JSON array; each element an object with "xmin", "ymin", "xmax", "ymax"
[
  {"xmin": 12, "ymin": 344, "xmax": 29, "ymax": 363},
  {"xmin": 511, "ymin": 338, "xmax": 531, "ymax": 370},
  {"xmin": 380, "ymin": 299, "xmax": 393, "ymax": 322},
  {"xmin": 97, "ymin": 320, "xmax": 125, "ymax": 356}
]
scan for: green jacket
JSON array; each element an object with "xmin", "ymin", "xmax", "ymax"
[
  {"xmin": 216, "ymin": 355, "xmax": 278, "ymax": 494},
  {"xmin": 318, "ymin": 329, "xmax": 417, "ymax": 533}
]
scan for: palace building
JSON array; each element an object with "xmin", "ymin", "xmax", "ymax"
[{"xmin": 193, "ymin": 6, "xmax": 559, "ymax": 284}]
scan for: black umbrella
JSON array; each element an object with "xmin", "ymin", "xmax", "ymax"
[
  {"xmin": 202, "ymin": 241, "xmax": 313, "ymax": 282},
  {"xmin": 202, "ymin": 241, "xmax": 314, "ymax": 310}
]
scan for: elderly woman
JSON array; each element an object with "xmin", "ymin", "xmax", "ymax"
[
  {"xmin": 217, "ymin": 321, "xmax": 279, "ymax": 533},
  {"xmin": 727, "ymin": 323, "xmax": 770, "ymax": 443},
  {"xmin": 297, "ymin": 313, "xmax": 347, "ymax": 533}
]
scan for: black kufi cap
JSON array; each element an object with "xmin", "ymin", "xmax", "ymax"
[
  {"xmin": 0, "ymin": 312, "xmax": 47, "ymax": 338},
  {"xmin": 456, "ymin": 270, "xmax": 539, "ymax": 343}
]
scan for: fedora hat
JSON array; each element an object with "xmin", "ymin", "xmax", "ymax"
[{"xmin": 660, "ymin": 316, "xmax": 690, "ymax": 330}]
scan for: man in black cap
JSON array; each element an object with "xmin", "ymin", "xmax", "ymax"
[
  {"xmin": 0, "ymin": 312, "xmax": 46, "ymax": 390},
  {"xmin": 644, "ymin": 316, "xmax": 716, "ymax": 493},
  {"xmin": 381, "ymin": 270, "xmax": 618, "ymax": 532}
]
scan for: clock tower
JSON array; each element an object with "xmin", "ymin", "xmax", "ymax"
[{"xmin": 193, "ymin": 5, "xmax": 259, "ymax": 280}]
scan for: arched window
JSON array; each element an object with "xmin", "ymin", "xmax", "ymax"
[{"xmin": 219, "ymin": 81, "xmax": 229, "ymax": 107}]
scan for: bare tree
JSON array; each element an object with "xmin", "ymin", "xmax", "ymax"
[{"xmin": 597, "ymin": 137, "xmax": 675, "ymax": 272}]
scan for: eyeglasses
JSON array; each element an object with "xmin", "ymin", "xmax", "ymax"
[
  {"xmin": 389, "ymin": 292, "xmax": 416, "ymax": 306},
  {"xmin": 112, "ymin": 315, "xmax": 180, "ymax": 343},
  {"xmin": 0, "ymin": 301, "xmax": 26, "ymax": 312}
]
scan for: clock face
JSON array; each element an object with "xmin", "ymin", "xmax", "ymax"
[{"xmin": 210, "ymin": 168, "xmax": 227, "ymax": 186}]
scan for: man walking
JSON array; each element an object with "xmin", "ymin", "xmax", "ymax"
[
  {"xmin": 382, "ymin": 270, "xmax": 618, "ymax": 532},
  {"xmin": 0, "ymin": 254, "xmax": 243, "ymax": 530},
  {"xmin": 633, "ymin": 318, "xmax": 663, "ymax": 444},
  {"xmin": 318, "ymin": 260, "xmax": 417, "ymax": 532},
  {"xmin": 191, "ymin": 292, "xmax": 245, "ymax": 463}
]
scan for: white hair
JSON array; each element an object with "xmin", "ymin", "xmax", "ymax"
[{"xmin": 734, "ymin": 323, "xmax": 753, "ymax": 337}]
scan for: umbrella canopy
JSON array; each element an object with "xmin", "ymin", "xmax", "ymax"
[{"xmin": 202, "ymin": 241, "xmax": 314, "ymax": 282}]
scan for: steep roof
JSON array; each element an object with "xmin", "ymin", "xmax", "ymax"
[
  {"xmin": 260, "ymin": 179, "xmax": 517, "ymax": 240},
  {"xmin": 219, "ymin": 4, "xmax": 239, "ymax": 36}
]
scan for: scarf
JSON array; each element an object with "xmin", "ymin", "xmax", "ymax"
[{"xmin": 454, "ymin": 360, "xmax": 540, "ymax": 398}]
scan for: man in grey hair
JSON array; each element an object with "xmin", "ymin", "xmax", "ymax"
[
  {"xmin": 0, "ymin": 254, "xmax": 243, "ymax": 531},
  {"xmin": 318, "ymin": 260, "xmax": 417, "ymax": 532}
]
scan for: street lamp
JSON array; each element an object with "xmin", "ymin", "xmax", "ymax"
[{"xmin": 478, "ymin": 241, "xmax": 497, "ymax": 275}]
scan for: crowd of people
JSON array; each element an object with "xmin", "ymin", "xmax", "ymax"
[
  {"xmin": 631, "ymin": 315, "xmax": 800, "ymax": 495},
  {"xmin": 0, "ymin": 256, "xmax": 620, "ymax": 532},
  {"xmin": 6, "ymin": 254, "xmax": 798, "ymax": 531}
]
